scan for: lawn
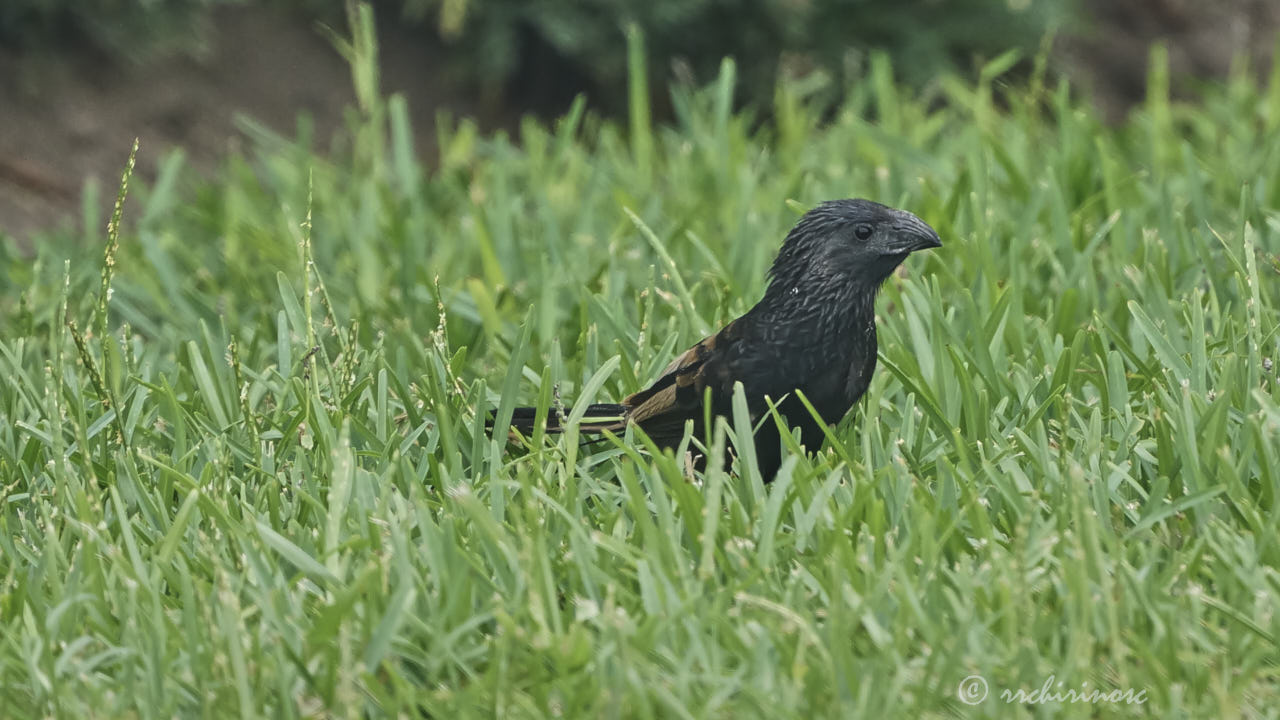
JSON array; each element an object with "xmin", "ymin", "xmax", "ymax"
[{"xmin": 2, "ymin": 18, "xmax": 1279, "ymax": 719}]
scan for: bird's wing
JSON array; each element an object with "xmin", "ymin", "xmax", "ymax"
[{"xmin": 621, "ymin": 319, "xmax": 746, "ymax": 440}]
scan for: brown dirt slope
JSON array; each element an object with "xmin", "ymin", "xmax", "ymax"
[{"xmin": 0, "ymin": 5, "xmax": 498, "ymax": 242}]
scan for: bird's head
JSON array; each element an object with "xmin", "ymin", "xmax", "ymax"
[{"xmin": 767, "ymin": 198, "xmax": 942, "ymax": 292}]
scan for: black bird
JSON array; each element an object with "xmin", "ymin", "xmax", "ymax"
[{"xmin": 502, "ymin": 199, "xmax": 941, "ymax": 480}]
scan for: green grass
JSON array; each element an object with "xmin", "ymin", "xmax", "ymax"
[{"xmin": 3, "ymin": 13, "xmax": 1280, "ymax": 718}]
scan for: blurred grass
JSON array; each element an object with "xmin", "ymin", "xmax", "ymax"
[{"xmin": 2, "ymin": 8, "xmax": 1280, "ymax": 718}]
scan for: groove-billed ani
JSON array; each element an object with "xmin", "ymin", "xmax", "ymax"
[{"xmin": 500, "ymin": 198, "xmax": 941, "ymax": 480}]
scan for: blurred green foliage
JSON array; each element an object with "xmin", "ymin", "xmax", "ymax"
[
  {"xmin": 0, "ymin": 0, "xmax": 1071, "ymax": 108},
  {"xmin": 0, "ymin": 0, "xmax": 232, "ymax": 60},
  {"xmin": 406, "ymin": 0, "xmax": 1072, "ymax": 106}
]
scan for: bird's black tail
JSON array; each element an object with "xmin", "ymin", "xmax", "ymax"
[{"xmin": 499, "ymin": 403, "xmax": 628, "ymax": 438}]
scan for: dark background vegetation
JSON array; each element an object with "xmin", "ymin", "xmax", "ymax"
[{"xmin": 1, "ymin": 0, "xmax": 1277, "ymax": 239}]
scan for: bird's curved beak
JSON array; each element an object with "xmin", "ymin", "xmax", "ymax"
[{"xmin": 888, "ymin": 211, "xmax": 943, "ymax": 254}]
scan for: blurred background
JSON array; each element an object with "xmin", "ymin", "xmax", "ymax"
[{"xmin": 1, "ymin": 0, "xmax": 1277, "ymax": 241}]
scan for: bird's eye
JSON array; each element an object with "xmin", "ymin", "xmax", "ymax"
[{"xmin": 854, "ymin": 224, "xmax": 873, "ymax": 241}]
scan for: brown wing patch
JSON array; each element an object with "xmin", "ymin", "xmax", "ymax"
[
  {"xmin": 619, "ymin": 319, "xmax": 744, "ymax": 441},
  {"xmin": 625, "ymin": 384, "xmax": 678, "ymax": 424},
  {"xmin": 622, "ymin": 347, "xmax": 688, "ymax": 408},
  {"xmin": 625, "ymin": 329, "xmax": 713, "ymax": 407}
]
